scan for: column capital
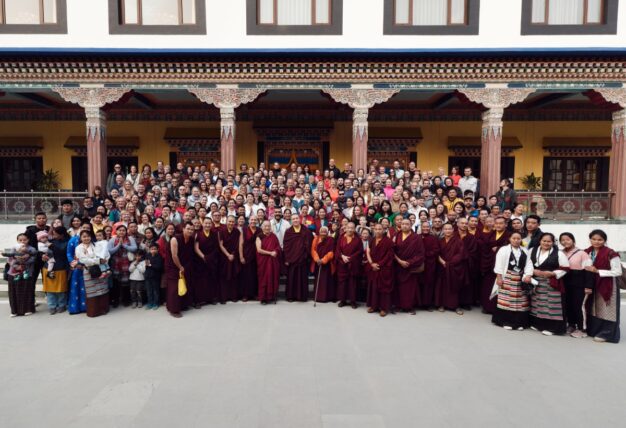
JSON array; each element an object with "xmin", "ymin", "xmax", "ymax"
[
  {"xmin": 596, "ymin": 88, "xmax": 626, "ymax": 108},
  {"xmin": 323, "ymin": 88, "xmax": 400, "ymax": 109},
  {"xmin": 52, "ymin": 86, "xmax": 129, "ymax": 109},
  {"xmin": 188, "ymin": 88, "xmax": 266, "ymax": 109},
  {"xmin": 458, "ymin": 87, "xmax": 535, "ymax": 109},
  {"xmin": 612, "ymin": 109, "xmax": 626, "ymax": 139}
]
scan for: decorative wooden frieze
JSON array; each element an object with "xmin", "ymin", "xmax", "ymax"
[{"xmin": 2, "ymin": 57, "xmax": 626, "ymax": 83}]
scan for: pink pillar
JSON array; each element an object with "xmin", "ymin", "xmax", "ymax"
[
  {"xmin": 220, "ymin": 106, "xmax": 236, "ymax": 172},
  {"xmin": 611, "ymin": 109, "xmax": 626, "ymax": 219},
  {"xmin": 85, "ymin": 107, "xmax": 107, "ymax": 193},
  {"xmin": 480, "ymin": 108, "xmax": 503, "ymax": 197},
  {"xmin": 352, "ymin": 107, "xmax": 369, "ymax": 173}
]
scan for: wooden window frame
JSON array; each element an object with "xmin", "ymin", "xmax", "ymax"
[
  {"xmin": 246, "ymin": 0, "xmax": 342, "ymax": 35},
  {"xmin": 0, "ymin": 0, "xmax": 53, "ymax": 25},
  {"xmin": 256, "ymin": 0, "xmax": 332, "ymax": 26},
  {"xmin": 521, "ymin": 0, "xmax": 617, "ymax": 35},
  {"xmin": 0, "ymin": 0, "xmax": 66, "ymax": 33},
  {"xmin": 120, "ymin": 0, "xmax": 196, "ymax": 26},
  {"xmin": 530, "ymin": 0, "xmax": 605, "ymax": 26},
  {"xmin": 109, "ymin": 0, "xmax": 206, "ymax": 35},
  {"xmin": 392, "ymin": 0, "xmax": 468, "ymax": 26},
  {"xmin": 543, "ymin": 156, "xmax": 609, "ymax": 192}
]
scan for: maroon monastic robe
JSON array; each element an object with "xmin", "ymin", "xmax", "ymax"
[
  {"xmin": 459, "ymin": 232, "xmax": 479, "ymax": 307},
  {"xmin": 166, "ymin": 234, "xmax": 195, "ymax": 314},
  {"xmin": 393, "ymin": 232, "xmax": 425, "ymax": 311},
  {"xmin": 256, "ymin": 233, "xmax": 281, "ymax": 302},
  {"xmin": 334, "ymin": 234, "xmax": 363, "ymax": 304},
  {"xmin": 366, "ymin": 236, "xmax": 394, "ymax": 312},
  {"xmin": 311, "ymin": 236, "xmax": 336, "ymax": 303},
  {"xmin": 283, "ymin": 226, "xmax": 313, "ymax": 302},
  {"xmin": 419, "ymin": 233, "xmax": 440, "ymax": 308},
  {"xmin": 238, "ymin": 226, "xmax": 260, "ymax": 300},
  {"xmin": 435, "ymin": 235, "xmax": 468, "ymax": 310},
  {"xmin": 218, "ymin": 227, "xmax": 241, "ymax": 303},
  {"xmin": 195, "ymin": 229, "xmax": 219, "ymax": 304},
  {"xmin": 478, "ymin": 230, "xmax": 510, "ymax": 313}
]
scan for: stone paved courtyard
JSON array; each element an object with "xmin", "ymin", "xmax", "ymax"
[{"xmin": 1, "ymin": 299, "xmax": 625, "ymax": 428}]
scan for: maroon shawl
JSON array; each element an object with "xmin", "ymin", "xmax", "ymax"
[
  {"xmin": 367, "ymin": 236, "xmax": 394, "ymax": 293},
  {"xmin": 394, "ymin": 232, "xmax": 425, "ymax": 281},
  {"xmin": 335, "ymin": 235, "xmax": 363, "ymax": 276},
  {"xmin": 283, "ymin": 226, "xmax": 312, "ymax": 265},
  {"xmin": 438, "ymin": 235, "xmax": 468, "ymax": 291},
  {"xmin": 586, "ymin": 245, "xmax": 620, "ymax": 303},
  {"xmin": 256, "ymin": 233, "xmax": 282, "ymax": 295}
]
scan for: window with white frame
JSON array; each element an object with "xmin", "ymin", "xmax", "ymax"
[
  {"xmin": 120, "ymin": 0, "xmax": 196, "ymax": 25},
  {"xmin": 531, "ymin": 0, "xmax": 604, "ymax": 25},
  {"xmin": 258, "ymin": 0, "xmax": 332, "ymax": 25},
  {"xmin": 394, "ymin": 0, "xmax": 467, "ymax": 26},
  {"xmin": 0, "ymin": 0, "xmax": 57, "ymax": 24}
]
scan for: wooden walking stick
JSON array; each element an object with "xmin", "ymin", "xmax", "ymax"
[{"xmin": 313, "ymin": 263, "xmax": 323, "ymax": 307}]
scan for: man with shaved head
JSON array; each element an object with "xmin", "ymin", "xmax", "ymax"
[
  {"xmin": 283, "ymin": 215, "xmax": 313, "ymax": 302},
  {"xmin": 218, "ymin": 215, "xmax": 241, "ymax": 304},
  {"xmin": 335, "ymin": 222, "xmax": 363, "ymax": 309},
  {"xmin": 311, "ymin": 226, "xmax": 335, "ymax": 303}
]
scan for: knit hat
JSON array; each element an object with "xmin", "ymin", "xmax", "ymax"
[{"xmin": 36, "ymin": 230, "xmax": 48, "ymax": 241}]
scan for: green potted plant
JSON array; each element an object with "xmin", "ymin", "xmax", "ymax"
[
  {"xmin": 37, "ymin": 169, "xmax": 61, "ymax": 191},
  {"xmin": 518, "ymin": 173, "xmax": 545, "ymax": 216},
  {"xmin": 519, "ymin": 172, "xmax": 542, "ymax": 191}
]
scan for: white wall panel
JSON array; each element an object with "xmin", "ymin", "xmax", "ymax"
[{"xmin": 0, "ymin": 0, "xmax": 624, "ymax": 51}]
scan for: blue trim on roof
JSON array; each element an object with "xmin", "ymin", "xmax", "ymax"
[{"xmin": 0, "ymin": 47, "xmax": 626, "ymax": 56}]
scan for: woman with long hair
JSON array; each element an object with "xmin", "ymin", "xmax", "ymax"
[
  {"xmin": 559, "ymin": 232, "xmax": 593, "ymax": 338},
  {"xmin": 492, "ymin": 231, "xmax": 534, "ymax": 330},
  {"xmin": 529, "ymin": 232, "xmax": 570, "ymax": 336},
  {"xmin": 585, "ymin": 229, "xmax": 622, "ymax": 343}
]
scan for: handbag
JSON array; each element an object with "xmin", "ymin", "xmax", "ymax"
[{"xmin": 177, "ymin": 271, "xmax": 187, "ymax": 296}]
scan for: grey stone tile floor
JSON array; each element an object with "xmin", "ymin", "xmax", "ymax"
[{"xmin": 1, "ymin": 299, "xmax": 625, "ymax": 428}]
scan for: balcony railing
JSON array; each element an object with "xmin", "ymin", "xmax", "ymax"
[
  {"xmin": 516, "ymin": 191, "xmax": 613, "ymax": 221},
  {"xmin": 0, "ymin": 191, "xmax": 88, "ymax": 220},
  {"xmin": 0, "ymin": 190, "xmax": 615, "ymax": 222}
]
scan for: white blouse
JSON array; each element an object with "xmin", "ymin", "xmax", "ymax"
[
  {"xmin": 534, "ymin": 248, "xmax": 570, "ymax": 279},
  {"xmin": 494, "ymin": 245, "xmax": 533, "ymax": 277},
  {"xmin": 598, "ymin": 257, "xmax": 623, "ymax": 278},
  {"xmin": 75, "ymin": 244, "xmax": 100, "ymax": 267}
]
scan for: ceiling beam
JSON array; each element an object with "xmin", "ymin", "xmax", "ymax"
[
  {"xmin": 524, "ymin": 93, "xmax": 574, "ymax": 109},
  {"xmin": 430, "ymin": 92, "xmax": 457, "ymax": 109},
  {"xmin": 131, "ymin": 91, "xmax": 156, "ymax": 110},
  {"xmin": 15, "ymin": 92, "xmax": 57, "ymax": 108}
]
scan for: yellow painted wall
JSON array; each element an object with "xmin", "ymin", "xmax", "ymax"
[{"xmin": 0, "ymin": 120, "xmax": 612, "ymax": 190}]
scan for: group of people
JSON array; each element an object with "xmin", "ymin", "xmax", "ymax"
[{"xmin": 3, "ymin": 159, "xmax": 622, "ymax": 343}]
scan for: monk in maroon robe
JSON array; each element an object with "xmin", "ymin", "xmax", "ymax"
[
  {"xmin": 467, "ymin": 215, "xmax": 482, "ymax": 304},
  {"xmin": 256, "ymin": 221, "xmax": 281, "ymax": 304},
  {"xmin": 478, "ymin": 216, "xmax": 510, "ymax": 314},
  {"xmin": 418, "ymin": 221, "xmax": 440, "ymax": 310},
  {"xmin": 335, "ymin": 222, "xmax": 363, "ymax": 308},
  {"xmin": 194, "ymin": 217, "xmax": 219, "ymax": 306},
  {"xmin": 283, "ymin": 215, "xmax": 313, "ymax": 302},
  {"xmin": 393, "ymin": 219, "xmax": 425, "ymax": 314},
  {"xmin": 366, "ymin": 223, "xmax": 395, "ymax": 317},
  {"xmin": 218, "ymin": 216, "xmax": 241, "ymax": 303},
  {"xmin": 238, "ymin": 216, "xmax": 260, "ymax": 301},
  {"xmin": 311, "ymin": 226, "xmax": 335, "ymax": 303},
  {"xmin": 457, "ymin": 217, "xmax": 479, "ymax": 309},
  {"xmin": 167, "ymin": 222, "xmax": 195, "ymax": 318},
  {"xmin": 435, "ymin": 223, "xmax": 468, "ymax": 314}
]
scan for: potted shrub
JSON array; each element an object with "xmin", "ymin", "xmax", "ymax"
[
  {"xmin": 518, "ymin": 173, "xmax": 546, "ymax": 216},
  {"xmin": 37, "ymin": 169, "xmax": 61, "ymax": 191}
]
